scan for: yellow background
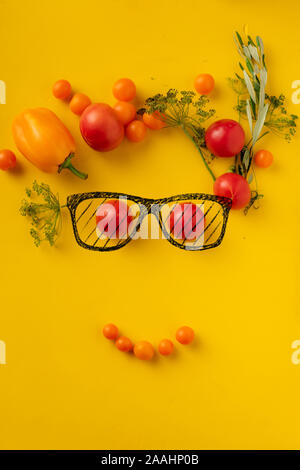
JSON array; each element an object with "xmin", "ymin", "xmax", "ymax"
[{"xmin": 0, "ymin": 0, "xmax": 300, "ymax": 450}]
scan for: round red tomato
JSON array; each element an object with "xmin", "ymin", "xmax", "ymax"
[
  {"xmin": 80, "ymin": 103, "xmax": 124, "ymax": 152},
  {"xmin": 96, "ymin": 199, "xmax": 134, "ymax": 239},
  {"xmin": 205, "ymin": 119, "xmax": 245, "ymax": 157},
  {"xmin": 169, "ymin": 203, "xmax": 205, "ymax": 240},
  {"xmin": 213, "ymin": 173, "xmax": 251, "ymax": 210}
]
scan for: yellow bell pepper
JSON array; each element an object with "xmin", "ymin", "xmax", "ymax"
[{"xmin": 12, "ymin": 108, "xmax": 87, "ymax": 179}]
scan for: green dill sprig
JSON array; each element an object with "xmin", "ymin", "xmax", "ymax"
[
  {"xmin": 144, "ymin": 89, "xmax": 215, "ymax": 127},
  {"xmin": 20, "ymin": 181, "xmax": 62, "ymax": 247},
  {"xmin": 140, "ymin": 89, "xmax": 216, "ymax": 180},
  {"xmin": 264, "ymin": 94, "xmax": 298, "ymax": 141}
]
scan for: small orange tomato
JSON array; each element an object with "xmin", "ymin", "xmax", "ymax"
[
  {"xmin": 194, "ymin": 74, "xmax": 215, "ymax": 95},
  {"xmin": 134, "ymin": 341, "xmax": 155, "ymax": 360},
  {"xmin": 69, "ymin": 93, "xmax": 92, "ymax": 116},
  {"xmin": 254, "ymin": 149, "xmax": 273, "ymax": 168},
  {"xmin": 125, "ymin": 120, "xmax": 147, "ymax": 142},
  {"xmin": 158, "ymin": 339, "xmax": 174, "ymax": 356},
  {"xmin": 0, "ymin": 149, "xmax": 17, "ymax": 171},
  {"xmin": 116, "ymin": 336, "xmax": 133, "ymax": 352},
  {"xmin": 113, "ymin": 101, "xmax": 136, "ymax": 125},
  {"xmin": 113, "ymin": 78, "xmax": 136, "ymax": 101},
  {"xmin": 176, "ymin": 326, "xmax": 194, "ymax": 345},
  {"xmin": 143, "ymin": 112, "xmax": 166, "ymax": 130},
  {"xmin": 52, "ymin": 79, "xmax": 72, "ymax": 100},
  {"xmin": 103, "ymin": 323, "xmax": 119, "ymax": 340}
]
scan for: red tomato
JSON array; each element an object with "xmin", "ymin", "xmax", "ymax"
[
  {"xmin": 96, "ymin": 199, "xmax": 134, "ymax": 239},
  {"xmin": 125, "ymin": 120, "xmax": 147, "ymax": 142},
  {"xmin": 143, "ymin": 112, "xmax": 166, "ymax": 130},
  {"xmin": 213, "ymin": 172, "xmax": 251, "ymax": 210},
  {"xmin": 80, "ymin": 103, "xmax": 124, "ymax": 151},
  {"xmin": 0, "ymin": 149, "xmax": 17, "ymax": 171},
  {"xmin": 205, "ymin": 119, "xmax": 245, "ymax": 157},
  {"xmin": 112, "ymin": 78, "xmax": 136, "ymax": 102},
  {"xmin": 194, "ymin": 74, "xmax": 215, "ymax": 95},
  {"xmin": 254, "ymin": 149, "xmax": 273, "ymax": 168},
  {"xmin": 169, "ymin": 203, "xmax": 205, "ymax": 240},
  {"xmin": 113, "ymin": 101, "xmax": 136, "ymax": 125}
]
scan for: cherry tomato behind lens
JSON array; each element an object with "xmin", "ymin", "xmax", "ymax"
[
  {"xmin": 169, "ymin": 203, "xmax": 205, "ymax": 241},
  {"xmin": 96, "ymin": 199, "xmax": 134, "ymax": 239}
]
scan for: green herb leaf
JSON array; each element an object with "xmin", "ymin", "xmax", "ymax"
[
  {"xmin": 20, "ymin": 181, "xmax": 62, "ymax": 247},
  {"xmin": 140, "ymin": 89, "xmax": 216, "ymax": 180}
]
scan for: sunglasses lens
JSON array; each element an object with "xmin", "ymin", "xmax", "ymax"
[
  {"xmin": 159, "ymin": 199, "xmax": 226, "ymax": 250},
  {"xmin": 74, "ymin": 197, "xmax": 141, "ymax": 249}
]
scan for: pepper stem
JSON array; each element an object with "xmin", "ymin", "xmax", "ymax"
[{"xmin": 58, "ymin": 153, "xmax": 88, "ymax": 180}]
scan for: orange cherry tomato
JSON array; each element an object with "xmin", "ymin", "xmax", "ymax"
[
  {"xmin": 116, "ymin": 336, "xmax": 133, "ymax": 352},
  {"xmin": 254, "ymin": 149, "xmax": 273, "ymax": 168},
  {"xmin": 176, "ymin": 326, "xmax": 194, "ymax": 345},
  {"xmin": 0, "ymin": 149, "xmax": 17, "ymax": 171},
  {"xmin": 113, "ymin": 101, "xmax": 136, "ymax": 125},
  {"xmin": 143, "ymin": 112, "xmax": 166, "ymax": 130},
  {"xmin": 113, "ymin": 78, "xmax": 136, "ymax": 101},
  {"xmin": 158, "ymin": 339, "xmax": 174, "ymax": 356},
  {"xmin": 125, "ymin": 120, "xmax": 147, "ymax": 142},
  {"xmin": 52, "ymin": 80, "xmax": 72, "ymax": 100},
  {"xmin": 194, "ymin": 74, "xmax": 215, "ymax": 95},
  {"xmin": 69, "ymin": 93, "xmax": 91, "ymax": 116},
  {"xmin": 102, "ymin": 323, "xmax": 119, "ymax": 339},
  {"xmin": 103, "ymin": 323, "xmax": 119, "ymax": 340},
  {"xmin": 134, "ymin": 341, "xmax": 155, "ymax": 360}
]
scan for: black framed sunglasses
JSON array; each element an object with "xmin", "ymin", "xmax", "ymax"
[{"xmin": 66, "ymin": 192, "xmax": 232, "ymax": 252}]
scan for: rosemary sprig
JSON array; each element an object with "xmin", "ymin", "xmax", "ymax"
[
  {"xmin": 230, "ymin": 31, "xmax": 298, "ymax": 159},
  {"xmin": 140, "ymin": 89, "xmax": 216, "ymax": 180},
  {"xmin": 229, "ymin": 30, "xmax": 298, "ymax": 213},
  {"xmin": 231, "ymin": 31, "xmax": 269, "ymax": 175},
  {"xmin": 20, "ymin": 180, "xmax": 62, "ymax": 247}
]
